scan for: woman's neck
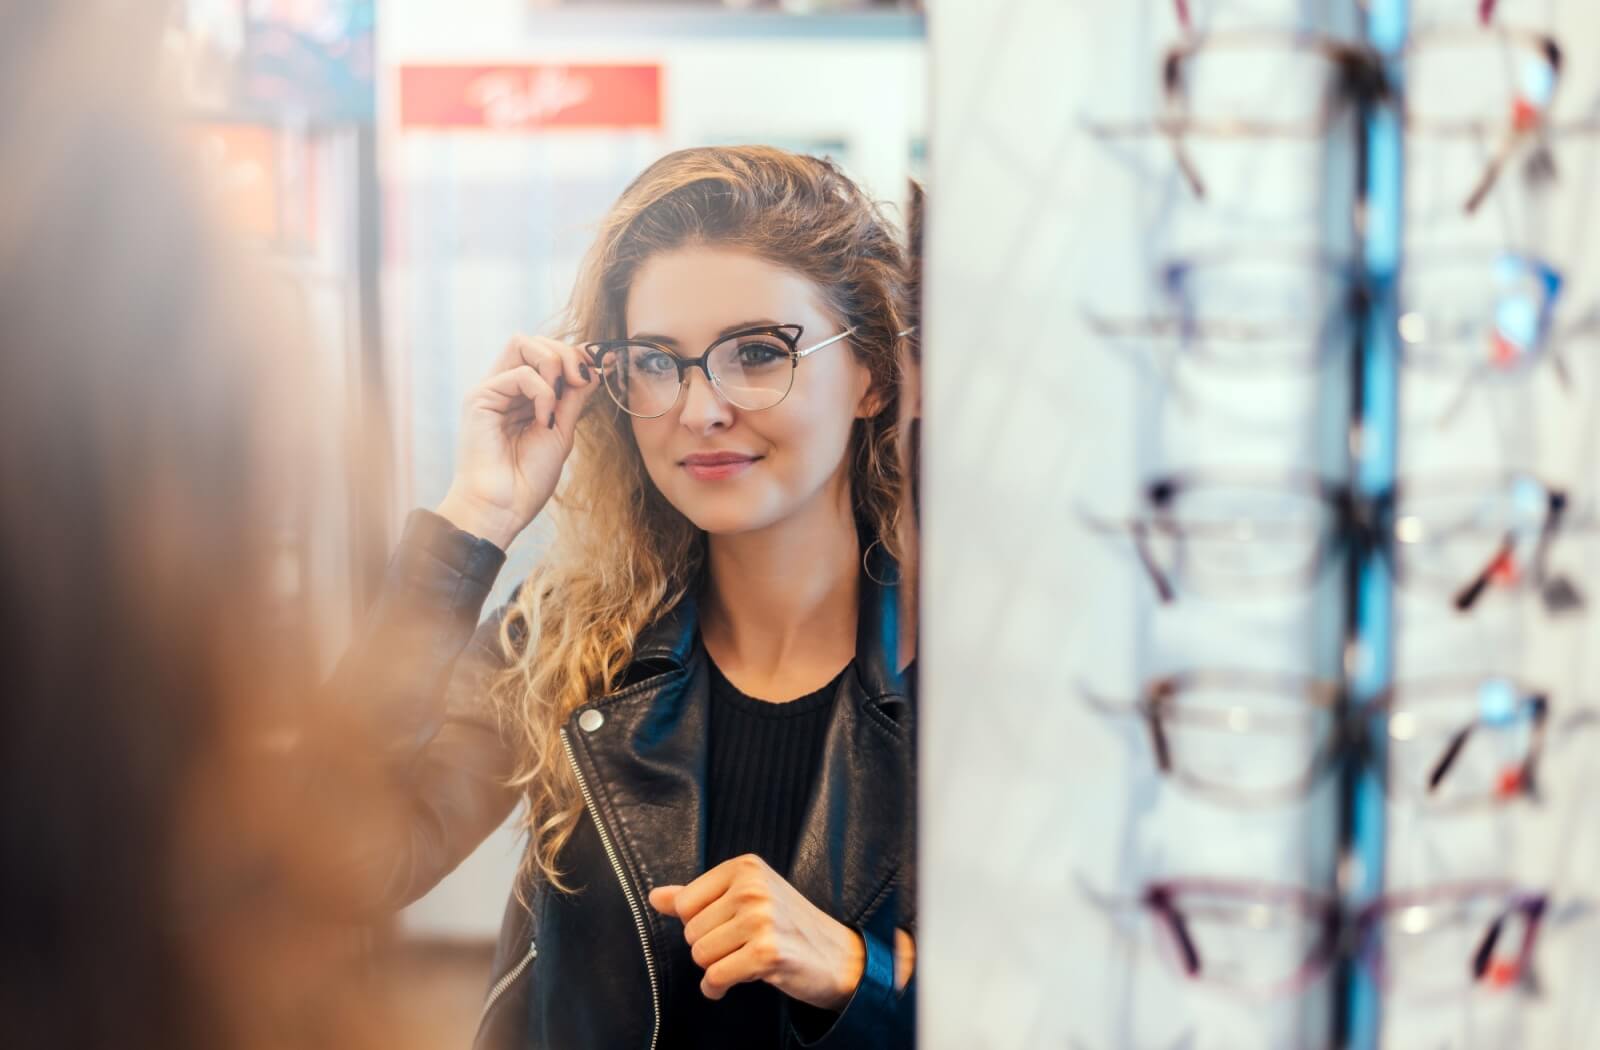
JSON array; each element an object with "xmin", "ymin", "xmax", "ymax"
[{"xmin": 699, "ymin": 485, "xmax": 861, "ymax": 701}]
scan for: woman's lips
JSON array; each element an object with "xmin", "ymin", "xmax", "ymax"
[{"xmin": 680, "ymin": 453, "xmax": 761, "ymax": 481}]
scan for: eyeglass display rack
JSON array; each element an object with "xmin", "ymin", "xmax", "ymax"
[{"xmin": 1064, "ymin": 2, "xmax": 1600, "ymax": 1049}]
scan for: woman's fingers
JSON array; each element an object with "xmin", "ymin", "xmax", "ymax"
[
  {"xmin": 551, "ymin": 360, "xmax": 601, "ymax": 436},
  {"xmin": 699, "ymin": 940, "xmax": 771, "ymax": 1001},
  {"xmin": 680, "ymin": 891, "xmax": 741, "ymax": 947},
  {"xmin": 488, "ymin": 334, "xmax": 534, "ymax": 376},
  {"xmin": 476, "ymin": 365, "xmax": 557, "ymax": 431},
  {"xmin": 686, "ymin": 910, "xmax": 750, "ymax": 972},
  {"xmin": 467, "ymin": 337, "xmax": 602, "ymax": 464},
  {"xmin": 475, "ymin": 360, "xmax": 597, "ymax": 442},
  {"xmin": 492, "ymin": 335, "xmax": 596, "ymax": 398},
  {"xmin": 486, "ymin": 336, "xmax": 553, "ymax": 397},
  {"xmin": 555, "ymin": 338, "xmax": 597, "ymax": 390}
]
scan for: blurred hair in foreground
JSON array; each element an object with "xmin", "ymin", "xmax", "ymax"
[{"xmin": 0, "ymin": 4, "xmax": 404, "ymax": 1048}]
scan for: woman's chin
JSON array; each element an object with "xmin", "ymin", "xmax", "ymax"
[{"xmin": 676, "ymin": 495, "xmax": 786, "ymax": 538}]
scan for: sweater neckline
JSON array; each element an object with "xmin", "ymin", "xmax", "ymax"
[{"xmin": 703, "ymin": 647, "xmax": 849, "ymax": 719}]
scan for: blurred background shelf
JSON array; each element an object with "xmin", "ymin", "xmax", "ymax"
[{"xmin": 522, "ymin": 5, "xmax": 926, "ymax": 39}]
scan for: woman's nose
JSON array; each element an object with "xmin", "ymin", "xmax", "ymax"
[{"xmin": 678, "ymin": 366, "xmax": 733, "ymax": 432}]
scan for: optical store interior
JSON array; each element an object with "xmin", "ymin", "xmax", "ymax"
[{"xmin": 4, "ymin": 2, "xmax": 1599, "ymax": 1049}]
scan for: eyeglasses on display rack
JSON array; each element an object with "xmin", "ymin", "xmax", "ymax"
[
  {"xmin": 1397, "ymin": 249, "xmax": 1598, "ymax": 421},
  {"xmin": 1084, "ymin": 247, "xmax": 1355, "ymax": 374},
  {"xmin": 1081, "ymin": 470, "xmax": 1585, "ymax": 613},
  {"xmin": 584, "ymin": 324, "xmax": 916, "ymax": 419},
  {"xmin": 1081, "ymin": 670, "xmax": 1599, "ymax": 808},
  {"xmin": 1082, "ymin": 248, "xmax": 1596, "ymax": 424},
  {"xmin": 1084, "ymin": 20, "xmax": 1595, "ymax": 216},
  {"xmin": 1079, "ymin": 875, "xmax": 1593, "ymax": 1001}
]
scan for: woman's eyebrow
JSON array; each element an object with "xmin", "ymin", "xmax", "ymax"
[{"xmin": 628, "ymin": 318, "xmax": 782, "ymax": 345}]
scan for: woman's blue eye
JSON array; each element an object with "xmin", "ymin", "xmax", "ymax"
[
  {"xmin": 635, "ymin": 350, "xmax": 678, "ymax": 375},
  {"xmin": 735, "ymin": 341, "xmax": 787, "ymax": 368}
]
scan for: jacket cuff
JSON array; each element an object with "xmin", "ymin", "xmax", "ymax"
[
  {"xmin": 397, "ymin": 508, "xmax": 507, "ymax": 592},
  {"xmin": 790, "ymin": 924, "xmax": 900, "ymax": 1048}
]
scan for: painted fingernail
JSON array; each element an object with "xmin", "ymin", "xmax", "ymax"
[
  {"xmin": 579, "ymin": 364, "xmax": 591, "ymax": 382},
  {"xmin": 548, "ymin": 412, "xmax": 557, "ymax": 429},
  {"xmin": 555, "ymin": 376, "xmax": 567, "ymax": 399}
]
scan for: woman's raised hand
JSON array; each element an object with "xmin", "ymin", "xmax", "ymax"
[{"xmin": 435, "ymin": 335, "xmax": 602, "ymax": 549}]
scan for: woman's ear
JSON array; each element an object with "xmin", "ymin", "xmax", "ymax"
[
  {"xmin": 851, "ymin": 352, "xmax": 888, "ymax": 418},
  {"xmin": 855, "ymin": 376, "xmax": 892, "ymax": 419},
  {"xmin": 855, "ymin": 359, "xmax": 919, "ymax": 421}
]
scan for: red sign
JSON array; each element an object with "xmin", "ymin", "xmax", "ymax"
[{"xmin": 399, "ymin": 64, "xmax": 662, "ymax": 131}]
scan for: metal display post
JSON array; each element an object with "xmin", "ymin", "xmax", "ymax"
[{"xmin": 1339, "ymin": 2, "xmax": 1406, "ymax": 1048}]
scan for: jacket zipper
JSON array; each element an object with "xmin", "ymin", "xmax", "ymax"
[
  {"xmin": 477, "ymin": 936, "xmax": 537, "ymax": 1028},
  {"xmin": 561, "ymin": 727, "xmax": 662, "ymax": 1050}
]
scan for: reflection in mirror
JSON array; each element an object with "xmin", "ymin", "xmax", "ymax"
[{"xmin": 280, "ymin": 1, "xmax": 926, "ymax": 1047}]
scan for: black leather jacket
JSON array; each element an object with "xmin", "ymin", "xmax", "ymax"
[{"xmin": 329, "ymin": 511, "xmax": 916, "ymax": 1050}]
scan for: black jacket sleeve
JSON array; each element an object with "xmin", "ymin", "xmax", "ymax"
[
  {"xmin": 784, "ymin": 893, "xmax": 914, "ymax": 1049},
  {"xmin": 304, "ymin": 509, "xmax": 522, "ymax": 915}
]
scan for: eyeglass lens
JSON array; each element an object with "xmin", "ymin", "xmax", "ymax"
[{"xmin": 601, "ymin": 330, "xmax": 795, "ymax": 416}]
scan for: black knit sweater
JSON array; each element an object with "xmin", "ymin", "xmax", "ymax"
[{"xmin": 662, "ymin": 646, "xmax": 847, "ymax": 1049}]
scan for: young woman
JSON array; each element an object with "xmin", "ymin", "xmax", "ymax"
[{"xmin": 332, "ymin": 145, "xmax": 919, "ymax": 1049}]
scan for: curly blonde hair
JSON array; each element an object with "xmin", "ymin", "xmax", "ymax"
[{"xmin": 491, "ymin": 145, "xmax": 918, "ymax": 893}]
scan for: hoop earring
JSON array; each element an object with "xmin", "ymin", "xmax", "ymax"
[{"xmin": 861, "ymin": 538, "xmax": 900, "ymax": 587}]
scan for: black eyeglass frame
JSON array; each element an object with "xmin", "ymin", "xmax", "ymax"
[
  {"xmin": 1097, "ymin": 470, "xmax": 1575, "ymax": 614},
  {"xmin": 1080, "ymin": 873, "xmax": 1553, "ymax": 1000},
  {"xmin": 1080, "ymin": 669, "xmax": 1584, "ymax": 808},
  {"xmin": 582, "ymin": 323, "xmax": 857, "ymax": 419},
  {"xmin": 1085, "ymin": 24, "xmax": 1575, "ymax": 216}
]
